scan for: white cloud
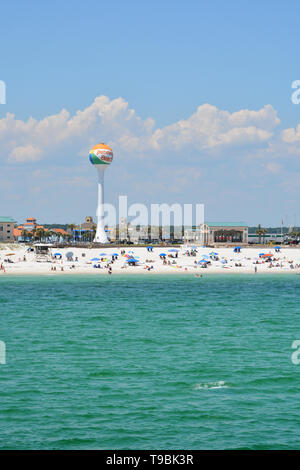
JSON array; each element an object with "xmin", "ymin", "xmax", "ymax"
[
  {"xmin": 9, "ymin": 144, "xmax": 42, "ymax": 162},
  {"xmin": 281, "ymin": 124, "xmax": 300, "ymax": 144},
  {"xmin": 0, "ymin": 96, "xmax": 281, "ymax": 164},
  {"xmin": 150, "ymin": 104, "xmax": 279, "ymax": 150}
]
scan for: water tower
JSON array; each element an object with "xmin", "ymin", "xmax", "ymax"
[{"xmin": 89, "ymin": 143, "xmax": 113, "ymax": 243}]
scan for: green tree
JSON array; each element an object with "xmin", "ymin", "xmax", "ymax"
[{"xmin": 256, "ymin": 224, "xmax": 267, "ymax": 244}]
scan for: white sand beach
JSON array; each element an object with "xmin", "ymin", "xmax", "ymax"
[{"xmin": 1, "ymin": 244, "xmax": 300, "ymax": 275}]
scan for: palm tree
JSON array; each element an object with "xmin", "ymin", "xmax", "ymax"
[
  {"xmin": 27, "ymin": 231, "xmax": 34, "ymax": 243},
  {"xmin": 256, "ymin": 224, "xmax": 267, "ymax": 244},
  {"xmin": 21, "ymin": 229, "xmax": 28, "ymax": 242},
  {"xmin": 91, "ymin": 225, "xmax": 96, "ymax": 242},
  {"xmin": 35, "ymin": 228, "xmax": 45, "ymax": 242},
  {"xmin": 49, "ymin": 230, "xmax": 58, "ymax": 242},
  {"xmin": 44, "ymin": 230, "xmax": 52, "ymax": 242},
  {"xmin": 68, "ymin": 223, "xmax": 77, "ymax": 242}
]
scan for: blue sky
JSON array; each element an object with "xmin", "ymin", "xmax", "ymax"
[{"xmin": 0, "ymin": 0, "xmax": 300, "ymax": 226}]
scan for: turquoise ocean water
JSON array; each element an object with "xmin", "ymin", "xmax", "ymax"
[{"xmin": 0, "ymin": 273, "xmax": 299, "ymax": 450}]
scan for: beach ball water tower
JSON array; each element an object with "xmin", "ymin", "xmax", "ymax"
[{"xmin": 89, "ymin": 143, "xmax": 113, "ymax": 243}]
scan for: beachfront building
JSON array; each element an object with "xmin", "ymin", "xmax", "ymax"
[
  {"xmin": 0, "ymin": 216, "xmax": 15, "ymax": 242},
  {"xmin": 184, "ymin": 222, "xmax": 248, "ymax": 245},
  {"xmin": 14, "ymin": 217, "xmax": 44, "ymax": 240},
  {"xmin": 248, "ymin": 233, "xmax": 284, "ymax": 244},
  {"xmin": 14, "ymin": 217, "xmax": 69, "ymax": 242}
]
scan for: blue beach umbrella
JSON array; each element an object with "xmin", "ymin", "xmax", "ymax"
[
  {"xmin": 54, "ymin": 252, "xmax": 62, "ymax": 256},
  {"xmin": 168, "ymin": 248, "xmax": 179, "ymax": 252},
  {"xmin": 159, "ymin": 253, "xmax": 167, "ymax": 256},
  {"xmin": 198, "ymin": 259, "xmax": 208, "ymax": 264},
  {"xmin": 201, "ymin": 254, "xmax": 209, "ymax": 259},
  {"xmin": 126, "ymin": 258, "xmax": 139, "ymax": 263},
  {"xmin": 99, "ymin": 253, "xmax": 107, "ymax": 256},
  {"xmin": 91, "ymin": 257, "xmax": 100, "ymax": 261}
]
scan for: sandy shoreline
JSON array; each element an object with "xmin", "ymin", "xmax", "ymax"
[{"xmin": 1, "ymin": 244, "xmax": 300, "ymax": 276}]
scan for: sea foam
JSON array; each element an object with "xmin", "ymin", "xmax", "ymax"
[{"xmin": 193, "ymin": 381, "xmax": 228, "ymax": 390}]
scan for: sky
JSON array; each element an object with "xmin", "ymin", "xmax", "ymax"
[{"xmin": 0, "ymin": 0, "xmax": 300, "ymax": 227}]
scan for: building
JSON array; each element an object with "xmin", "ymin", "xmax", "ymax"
[
  {"xmin": 80, "ymin": 216, "xmax": 95, "ymax": 230},
  {"xmin": 0, "ymin": 216, "xmax": 15, "ymax": 242},
  {"xmin": 248, "ymin": 233, "xmax": 284, "ymax": 244},
  {"xmin": 184, "ymin": 222, "xmax": 248, "ymax": 245},
  {"xmin": 14, "ymin": 217, "xmax": 69, "ymax": 242},
  {"xmin": 14, "ymin": 217, "xmax": 45, "ymax": 240}
]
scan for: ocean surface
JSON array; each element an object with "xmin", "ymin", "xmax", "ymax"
[{"xmin": 0, "ymin": 273, "xmax": 299, "ymax": 450}]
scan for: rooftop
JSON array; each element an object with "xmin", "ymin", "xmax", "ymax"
[
  {"xmin": 0, "ymin": 216, "xmax": 16, "ymax": 223},
  {"xmin": 205, "ymin": 222, "xmax": 247, "ymax": 227}
]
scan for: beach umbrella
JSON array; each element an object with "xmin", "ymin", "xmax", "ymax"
[
  {"xmin": 209, "ymin": 251, "xmax": 218, "ymax": 255},
  {"xmin": 99, "ymin": 253, "xmax": 106, "ymax": 256},
  {"xmin": 168, "ymin": 248, "xmax": 179, "ymax": 252},
  {"xmin": 201, "ymin": 254, "xmax": 209, "ymax": 259},
  {"xmin": 54, "ymin": 252, "xmax": 62, "ymax": 256},
  {"xmin": 91, "ymin": 257, "xmax": 100, "ymax": 261},
  {"xmin": 261, "ymin": 253, "xmax": 273, "ymax": 258},
  {"xmin": 220, "ymin": 259, "xmax": 227, "ymax": 264},
  {"xmin": 159, "ymin": 253, "xmax": 166, "ymax": 256},
  {"xmin": 274, "ymin": 246, "xmax": 281, "ymax": 249},
  {"xmin": 126, "ymin": 258, "xmax": 139, "ymax": 263},
  {"xmin": 66, "ymin": 251, "xmax": 73, "ymax": 258},
  {"xmin": 198, "ymin": 259, "xmax": 208, "ymax": 264},
  {"xmin": 112, "ymin": 253, "xmax": 119, "ymax": 256}
]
